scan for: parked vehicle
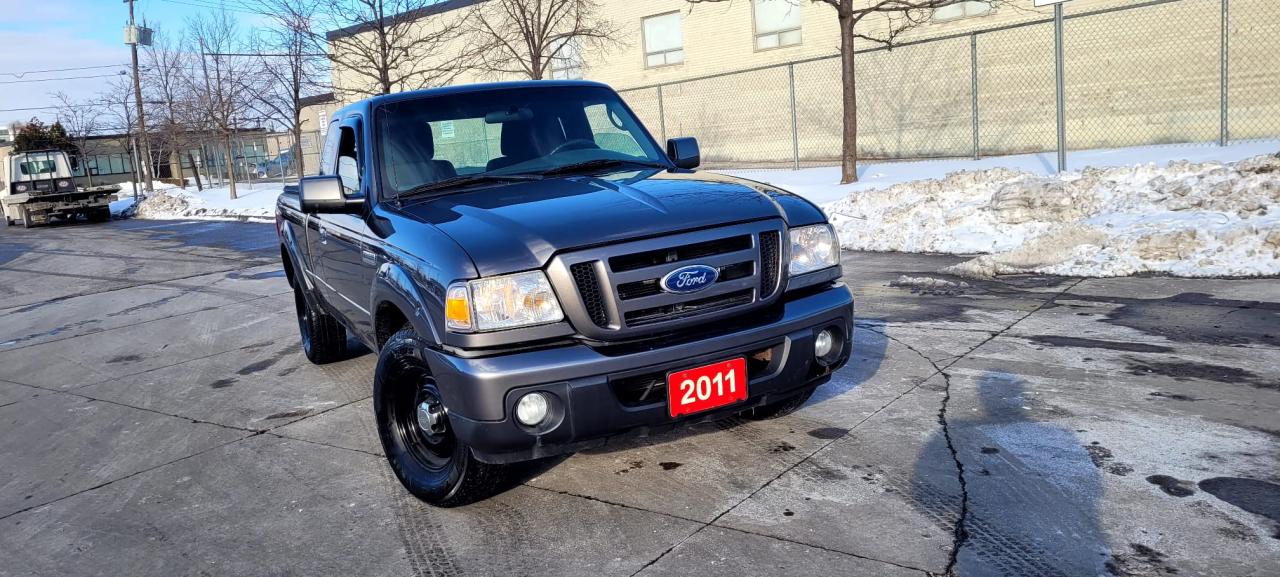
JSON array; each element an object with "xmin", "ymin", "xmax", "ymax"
[
  {"xmin": 2, "ymin": 150, "xmax": 118, "ymax": 227},
  {"xmin": 254, "ymin": 150, "xmax": 295, "ymax": 178},
  {"xmin": 277, "ymin": 81, "xmax": 853, "ymax": 506}
]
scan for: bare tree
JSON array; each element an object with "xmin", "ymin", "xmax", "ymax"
[
  {"xmin": 316, "ymin": 0, "xmax": 469, "ymax": 98},
  {"xmin": 50, "ymin": 92, "xmax": 105, "ymax": 188},
  {"xmin": 247, "ymin": 0, "xmax": 329, "ymax": 177},
  {"xmin": 99, "ymin": 77, "xmax": 144, "ymax": 199},
  {"xmin": 143, "ymin": 29, "xmax": 202, "ymax": 190},
  {"xmin": 462, "ymin": 0, "xmax": 619, "ymax": 80},
  {"xmin": 186, "ymin": 10, "xmax": 255, "ymax": 199},
  {"xmin": 690, "ymin": 0, "xmax": 1008, "ymax": 183}
]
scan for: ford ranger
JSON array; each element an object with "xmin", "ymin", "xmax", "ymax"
[{"xmin": 277, "ymin": 81, "xmax": 853, "ymax": 506}]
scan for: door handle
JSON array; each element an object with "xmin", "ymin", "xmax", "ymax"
[
  {"xmin": 361, "ymin": 249, "xmax": 377, "ymax": 266},
  {"xmin": 317, "ymin": 224, "xmax": 328, "ymax": 244}
]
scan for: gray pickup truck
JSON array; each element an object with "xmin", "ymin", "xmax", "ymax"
[{"xmin": 277, "ymin": 80, "xmax": 853, "ymax": 506}]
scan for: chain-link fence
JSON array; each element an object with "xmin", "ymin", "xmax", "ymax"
[
  {"xmin": 617, "ymin": 0, "xmax": 1280, "ymax": 169},
  {"xmin": 159, "ymin": 129, "xmax": 323, "ymax": 188}
]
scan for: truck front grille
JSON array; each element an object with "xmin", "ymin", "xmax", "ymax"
[
  {"xmin": 609, "ymin": 235, "xmax": 752, "ymax": 273},
  {"xmin": 624, "ymin": 289, "xmax": 754, "ymax": 326},
  {"xmin": 760, "ymin": 231, "xmax": 781, "ymax": 297},
  {"xmin": 570, "ymin": 262, "xmax": 609, "ymax": 328},
  {"xmin": 550, "ymin": 221, "xmax": 786, "ymax": 339}
]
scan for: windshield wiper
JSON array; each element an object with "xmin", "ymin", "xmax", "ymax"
[
  {"xmin": 538, "ymin": 158, "xmax": 668, "ymax": 177},
  {"xmin": 398, "ymin": 173, "xmax": 543, "ymax": 199}
]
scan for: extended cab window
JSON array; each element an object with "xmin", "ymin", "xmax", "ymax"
[
  {"xmin": 319, "ymin": 120, "xmax": 341, "ymax": 176},
  {"xmin": 377, "ymin": 85, "xmax": 666, "ymax": 197},
  {"xmin": 336, "ymin": 126, "xmax": 361, "ymax": 195}
]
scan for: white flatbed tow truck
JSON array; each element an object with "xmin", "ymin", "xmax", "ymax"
[{"xmin": 2, "ymin": 150, "xmax": 121, "ymax": 227}]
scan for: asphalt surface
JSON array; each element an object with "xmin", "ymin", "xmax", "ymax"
[{"xmin": 0, "ymin": 218, "xmax": 1277, "ymax": 577}]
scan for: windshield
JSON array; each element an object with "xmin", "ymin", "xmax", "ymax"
[
  {"xmin": 376, "ymin": 85, "xmax": 666, "ymax": 197},
  {"xmin": 19, "ymin": 160, "xmax": 57, "ymax": 176}
]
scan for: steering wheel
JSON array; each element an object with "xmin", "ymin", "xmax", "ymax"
[{"xmin": 549, "ymin": 138, "xmax": 599, "ymax": 155}]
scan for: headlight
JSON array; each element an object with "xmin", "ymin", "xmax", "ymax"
[
  {"xmin": 445, "ymin": 270, "xmax": 564, "ymax": 332},
  {"xmin": 788, "ymin": 224, "xmax": 840, "ymax": 275}
]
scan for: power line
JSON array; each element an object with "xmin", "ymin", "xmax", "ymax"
[
  {"xmin": 0, "ymin": 73, "xmax": 127, "ymax": 85},
  {"xmin": 157, "ymin": 0, "xmax": 266, "ymax": 15},
  {"xmin": 0, "ymin": 63, "xmax": 132, "ymax": 79}
]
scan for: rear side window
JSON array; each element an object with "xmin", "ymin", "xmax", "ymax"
[
  {"xmin": 319, "ymin": 120, "xmax": 341, "ymax": 175},
  {"xmin": 336, "ymin": 126, "xmax": 361, "ymax": 194},
  {"xmin": 584, "ymin": 103, "xmax": 644, "ymax": 156}
]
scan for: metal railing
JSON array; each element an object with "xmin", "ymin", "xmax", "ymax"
[{"xmin": 617, "ymin": 0, "xmax": 1280, "ymax": 170}]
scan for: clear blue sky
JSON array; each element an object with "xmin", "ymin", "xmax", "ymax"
[{"xmin": 0, "ymin": 0, "xmax": 270, "ymax": 127}]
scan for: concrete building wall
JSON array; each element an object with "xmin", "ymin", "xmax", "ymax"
[{"xmin": 327, "ymin": 0, "xmax": 1280, "ymax": 165}]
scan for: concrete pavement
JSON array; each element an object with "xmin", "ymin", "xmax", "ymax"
[{"xmin": 0, "ymin": 219, "xmax": 1276, "ymax": 576}]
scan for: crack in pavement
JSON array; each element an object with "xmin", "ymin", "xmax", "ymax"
[
  {"xmin": 633, "ymin": 277, "xmax": 1086, "ymax": 577},
  {"xmin": 0, "ymin": 431, "xmax": 264, "ymax": 522}
]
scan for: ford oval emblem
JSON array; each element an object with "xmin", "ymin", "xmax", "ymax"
[{"xmin": 660, "ymin": 265, "xmax": 719, "ymax": 294}]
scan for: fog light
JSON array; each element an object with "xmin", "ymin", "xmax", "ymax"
[
  {"xmin": 815, "ymin": 329, "xmax": 834, "ymax": 358},
  {"xmin": 515, "ymin": 392, "xmax": 550, "ymax": 426}
]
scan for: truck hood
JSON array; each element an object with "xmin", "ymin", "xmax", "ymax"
[{"xmin": 395, "ymin": 169, "xmax": 817, "ymax": 276}]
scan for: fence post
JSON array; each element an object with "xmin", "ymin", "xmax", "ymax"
[
  {"xmin": 1054, "ymin": 2, "xmax": 1067, "ymax": 173},
  {"xmin": 1219, "ymin": 0, "xmax": 1229, "ymax": 146},
  {"xmin": 657, "ymin": 85, "xmax": 667, "ymax": 143},
  {"xmin": 970, "ymin": 33, "xmax": 980, "ymax": 160},
  {"xmin": 788, "ymin": 63, "xmax": 799, "ymax": 170}
]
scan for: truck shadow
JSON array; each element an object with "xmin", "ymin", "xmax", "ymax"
[
  {"xmin": 493, "ymin": 318, "xmax": 891, "ymax": 491},
  {"xmin": 909, "ymin": 371, "xmax": 1109, "ymax": 577}
]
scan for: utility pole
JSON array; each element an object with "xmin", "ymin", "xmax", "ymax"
[{"xmin": 125, "ymin": 0, "xmax": 154, "ymax": 192}]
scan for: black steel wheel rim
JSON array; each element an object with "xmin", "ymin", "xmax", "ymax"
[
  {"xmin": 294, "ymin": 290, "xmax": 313, "ymax": 355},
  {"xmin": 393, "ymin": 374, "xmax": 456, "ymax": 471}
]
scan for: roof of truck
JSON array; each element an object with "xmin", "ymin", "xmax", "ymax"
[{"xmin": 330, "ymin": 80, "xmax": 614, "ymax": 121}]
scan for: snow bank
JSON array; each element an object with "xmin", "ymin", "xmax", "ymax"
[
  {"xmin": 130, "ymin": 182, "xmax": 284, "ymax": 221},
  {"xmin": 727, "ymin": 140, "xmax": 1280, "ymax": 205},
  {"xmin": 823, "ymin": 153, "xmax": 1280, "ymax": 278}
]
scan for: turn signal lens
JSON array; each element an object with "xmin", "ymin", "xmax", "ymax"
[
  {"xmin": 445, "ymin": 285, "xmax": 472, "ymax": 331},
  {"xmin": 445, "ymin": 271, "xmax": 564, "ymax": 332}
]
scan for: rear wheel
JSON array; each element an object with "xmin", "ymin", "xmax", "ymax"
[
  {"xmin": 375, "ymin": 326, "xmax": 504, "ymax": 506},
  {"xmin": 739, "ymin": 388, "xmax": 813, "ymax": 420},
  {"xmin": 293, "ymin": 284, "xmax": 347, "ymax": 363},
  {"xmin": 88, "ymin": 207, "xmax": 110, "ymax": 222}
]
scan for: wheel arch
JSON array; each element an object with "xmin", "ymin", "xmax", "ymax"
[{"xmin": 371, "ymin": 261, "xmax": 442, "ymax": 350}]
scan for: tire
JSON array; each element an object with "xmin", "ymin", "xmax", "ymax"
[
  {"xmin": 88, "ymin": 208, "xmax": 110, "ymax": 223},
  {"xmin": 374, "ymin": 326, "xmax": 504, "ymax": 507},
  {"xmin": 739, "ymin": 388, "xmax": 813, "ymax": 420},
  {"xmin": 293, "ymin": 284, "xmax": 347, "ymax": 364}
]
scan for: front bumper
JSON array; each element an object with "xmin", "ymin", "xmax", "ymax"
[{"xmin": 424, "ymin": 282, "xmax": 855, "ymax": 464}]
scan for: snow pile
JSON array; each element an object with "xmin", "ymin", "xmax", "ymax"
[
  {"xmin": 131, "ymin": 182, "xmax": 284, "ymax": 221},
  {"xmin": 890, "ymin": 275, "xmax": 971, "ymax": 295},
  {"xmin": 824, "ymin": 153, "xmax": 1280, "ymax": 278}
]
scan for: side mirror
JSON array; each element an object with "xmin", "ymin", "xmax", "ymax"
[
  {"xmin": 666, "ymin": 137, "xmax": 700, "ymax": 169},
  {"xmin": 299, "ymin": 175, "xmax": 362, "ymax": 213}
]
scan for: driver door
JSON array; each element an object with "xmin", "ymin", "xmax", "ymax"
[{"xmin": 315, "ymin": 117, "xmax": 378, "ymax": 335}]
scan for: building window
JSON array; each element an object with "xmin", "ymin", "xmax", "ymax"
[
  {"xmin": 643, "ymin": 11, "xmax": 684, "ymax": 68},
  {"xmin": 754, "ymin": 0, "xmax": 802, "ymax": 50},
  {"xmin": 550, "ymin": 39, "xmax": 583, "ymax": 80},
  {"xmin": 932, "ymin": 1, "xmax": 992, "ymax": 22}
]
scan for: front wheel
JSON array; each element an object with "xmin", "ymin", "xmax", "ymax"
[{"xmin": 374, "ymin": 326, "xmax": 504, "ymax": 506}]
